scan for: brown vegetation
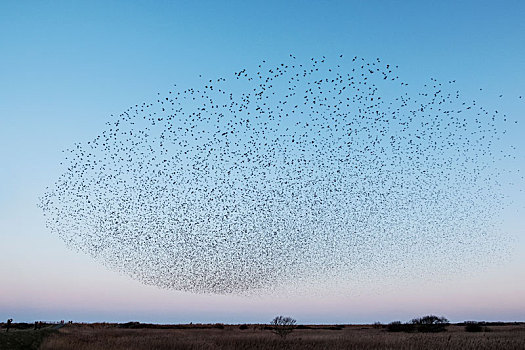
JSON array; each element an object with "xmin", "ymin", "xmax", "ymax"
[{"xmin": 37, "ymin": 323, "xmax": 525, "ymax": 350}]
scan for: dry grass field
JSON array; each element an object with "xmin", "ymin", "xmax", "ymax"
[{"xmin": 28, "ymin": 323, "xmax": 524, "ymax": 350}]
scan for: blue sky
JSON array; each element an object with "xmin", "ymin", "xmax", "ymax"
[{"xmin": 1, "ymin": 0, "xmax": 524, "ymax": 323}]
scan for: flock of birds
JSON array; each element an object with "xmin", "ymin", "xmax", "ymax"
[{"xmin": 39, "ymin": 55, "xmax": 516, "ymax": 295}]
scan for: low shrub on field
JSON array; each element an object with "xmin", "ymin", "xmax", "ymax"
[
  {"xmin": 1, "ymin": 322, "xmax": 37, "ymax": 330},
  {"xmin": 464, "ymin": 321, "xmax": 491, "ymax": 332},
  {"xmin": 296, "ymin": 325, "xmax": 311, "ymax": 329},
  {"xmin": 386, "ymin": 321, "xmax": 415, "ymax": 332},
  {"xmin": 465, "ymin": 321, "xmax": 483, "ymax": 332},
  {"xmin": 411, "ymin": 315, "xmax": 449, "ymax": 333},
  {"xmin": 118, "ymin": 322, "xmax": 141, "ymax": 329},
  {"xmin": 387, "ymin": 316, "xmax": 449, "ymax": 333}
]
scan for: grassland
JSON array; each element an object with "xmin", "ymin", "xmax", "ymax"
[
  {"xmin": 2, "ymin": 322, "xmax": 519, "ymax": 350},
  {"xmin": 0, "ymin": 327, "xmax": 57, "ymax": 350}
]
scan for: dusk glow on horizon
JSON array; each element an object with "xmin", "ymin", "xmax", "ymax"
[{"xmin": 1, "ymin": 0, "xmax": 524, "ymax": 325}]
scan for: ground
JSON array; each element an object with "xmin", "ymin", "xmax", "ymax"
[{"xmin": 1, "ymin": 323, "xmax": 524, "ymax": 350}]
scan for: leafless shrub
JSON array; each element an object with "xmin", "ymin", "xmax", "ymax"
[{"xmin": 270, "ymin": 316, "xmax": 297, "ymax": 339}]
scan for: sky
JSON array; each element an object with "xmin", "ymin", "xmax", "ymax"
[{"xmin": 1, "ymin": 0, "xmax": 524, "ymax": 324}]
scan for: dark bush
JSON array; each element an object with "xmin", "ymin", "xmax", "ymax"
[
  {"xmin": 119, "ymin": 322, "xmax": 141, "ymax": 329},
  {"xmin": 464, "ymin": 321, "xmax": 492, "ymax": 332},
  {"xmin": 9, "ymin": 322, "xmax": 34, "ymax": 330},
  {"xmin": 213, "ymin": 323, "xmax": 225, "ymax": 329},
  {"xmin": 411, "ymin": 315, "xmax": 449, "ymax": 333},
  {"xmin": 296, "ymin": 325, "xmax": 311, "ymax": 329},
  {"xmin": 239, "ymin": 324, "xmax": 248, "ymax": 330},
  {"xmin": 465, "ymin": 321, "xmax": 483, "ymax": 332},
  {"xmin": 387, "ymin": 321, "xmax": 402, "ymax": 332},
  {"xmin": 387, "ymin": 321, "xmax": 415, "ymax": 332}
]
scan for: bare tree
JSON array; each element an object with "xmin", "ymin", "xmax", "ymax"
[{"xmin": 270, "ymin": 315, "xmax": 296, "ymax": 339}]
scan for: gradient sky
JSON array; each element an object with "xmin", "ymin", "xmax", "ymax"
[{"xmin": 1, "ymin": 0, "xmax": 524, "ymax": 324}]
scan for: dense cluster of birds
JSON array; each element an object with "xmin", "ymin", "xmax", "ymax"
[{"xmin": 40, "ymin": 55, "xmax": 515, "ymax": 295}]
